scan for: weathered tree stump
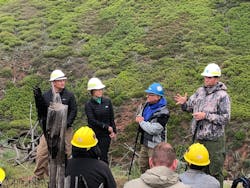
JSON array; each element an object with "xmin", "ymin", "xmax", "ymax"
[{"xmin": 46, "ymin": 101, "xmax": 68, "ymax": 188}]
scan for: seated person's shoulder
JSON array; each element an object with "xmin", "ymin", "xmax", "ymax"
[
  {"xmin": 169, "ymin": 182, "xmax": 191, "ymax": 188},
  {"xmin": 123, "ymin": 178, "xmax": 147, "ymax": 188}
]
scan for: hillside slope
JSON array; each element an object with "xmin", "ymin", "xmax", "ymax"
[{"xmin": 0, "ymin": 0, "xmax": 249, "ymax": 181}]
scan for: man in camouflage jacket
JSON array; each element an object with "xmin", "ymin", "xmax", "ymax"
[{"xmin": 174, "ymin": 63, "xmax": 231, "ymax": 188}]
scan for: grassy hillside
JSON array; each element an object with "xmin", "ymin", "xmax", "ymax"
[{"xmin": 0, "ymin": 0, "xmax": 249, "ymax": 185}]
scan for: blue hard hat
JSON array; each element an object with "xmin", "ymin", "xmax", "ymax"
[{"xmin": 145, "ymin": 83, "xmax": 164, "ymax": 97}]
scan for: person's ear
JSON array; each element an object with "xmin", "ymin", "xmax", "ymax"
[
  {"xmin": 170, "ymin": 159, "xmax": 178, "ymax": 171},
  {"xmin": 149, "ymin": 157, "xmax": 154, "ymax": 168}
]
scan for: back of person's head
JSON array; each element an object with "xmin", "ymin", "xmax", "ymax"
[
  {"xmin": 184, "ymin": 143, "xmax": 210, "ymax": 169},
  {"xmin": 150, "ymin": 142, "xmax": 176, "ymax": 169},
  {"xmin": 71, "ymin": 126, "xmax": 101, "ymax": 159}
]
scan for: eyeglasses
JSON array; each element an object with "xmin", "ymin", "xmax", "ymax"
[
  {"xmin": 205, "ymin": 77, "xmax": 214, "ymax": 79},
  {"xmin": 205, "ymin": 76, "xmax": 219, "ymax": 79},
  {"xmin": 146, "ymin": 93, "xmax": 157, "ymax": 97}
]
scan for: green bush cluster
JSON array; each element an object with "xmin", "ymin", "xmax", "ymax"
[
  {"xmin": 0, "ymin": 2, "xmax": 249, "ymax": 179},
  {"xmin": 0, "ymin": 1, "xmax": 249, "ymax": 120}
]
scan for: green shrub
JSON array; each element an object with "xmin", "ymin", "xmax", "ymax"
[
  {"xmin": 0, "ymin": 67, "xmax": 12, "ymax": 78},
  {"xmin": 43, "ymin": 45, "xmax": 74, "ymax": 58},
  {"xmin": 0, "ymin": 31, "xmax": 23, "ymax": 47},
  {"xmin": 234, "ymin": 130, "xmax": 246, "ymax": 141},
  {"xmin": 9, "ymin": 119, "xmax": 31, "ymax": 129}
]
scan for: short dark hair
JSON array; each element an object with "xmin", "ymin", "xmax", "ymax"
[
  {"xmin": 190, "ymin": 164, "xmax": 204, "ymax": 170},
  {"xmin": 151, "ymin": 142, "xmax": 176, "ymax": 167}
]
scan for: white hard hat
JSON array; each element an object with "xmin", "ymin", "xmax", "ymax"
[
  {"xmin": 87, "ymin": 77, "xmax": 105, "ymax": 90},
  {"xmin": 49, "ymin": 70, "xmax": 67, "ymax": 81},
  {"xmin": 201, "ymin": 63, "xmax": 221, "ymax": 77}
]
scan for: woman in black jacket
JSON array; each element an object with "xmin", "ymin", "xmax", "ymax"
[{"xmin": 85, "ymin": 77, "xmax": 116, "ymax": 164}]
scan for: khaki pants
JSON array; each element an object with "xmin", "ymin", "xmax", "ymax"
[
  {"xmin": 34, "ymin": 127, "xmax": 73, "ymax": 178},
  {"xmin": 139, "ymin": 145, "xmax": 153, "ymax": 173}
]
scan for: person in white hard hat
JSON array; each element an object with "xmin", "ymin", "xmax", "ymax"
[
  {"xmin": 32, "ymin": 69, "xmax": 77, "ymax": 180},
  {"xmin": 174, "ymin": 63, "xmax": 231, "ymax": 188},
  {"xmin": 85, "ymin": 77, "xmax": 116, "ymax": 164}
]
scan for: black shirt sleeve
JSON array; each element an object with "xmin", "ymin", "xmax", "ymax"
[
  {"xmin": 108, "ymin": 100, "xmax": 117, "ymax": 133},
  {"xmin": 67, "ymin": 93, "xmax": 77, "ymax": 127}
]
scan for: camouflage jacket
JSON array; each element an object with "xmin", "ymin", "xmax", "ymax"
[{"xmin": 182, "ymin": 82, "xmax": 231, "ymax": 140}]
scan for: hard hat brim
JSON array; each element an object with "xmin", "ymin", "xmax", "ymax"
[
  {"xmin": 87, "ymin": 85, "xmax": 105, "ymax": 91},
  {"xmin": 145, "ymin": 90, "xmax": 164, "ymax": 97},
  {"xmin": 71, "ymin": 139, "xmax": 98, "ymax": 148},
  {"xmin": 49, "ymin": 76, "xmax": 67, "ymax": 82},
  {"xmin": 201, "ymin": 72, "xmax": 221, "ymax": 77},
  {"xmin": 184, "ymin": 154, "xmax": 210, "ymax": 166}
]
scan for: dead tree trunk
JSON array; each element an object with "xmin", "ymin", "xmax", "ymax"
[{"xmin": 46, "ymin": 102, "xmax": 68, "ymax": 188}]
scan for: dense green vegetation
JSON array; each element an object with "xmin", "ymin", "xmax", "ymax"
[{"xmin": 0, "ymin": 0, "xmax": 249, "ymax": 184}]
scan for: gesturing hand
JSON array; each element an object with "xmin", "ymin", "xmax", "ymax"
[
  {"xmin": 33, "ymin": 86, "xmax": 42, "ymax": 97},
  {"xmin": 174, "ymin": 93, "xmax": 188, "ymax": 105},
  {"xmin": 108, "ymin": 126, "xmax": 113, "ymax": 133},
  {"xmin": 109, "ymin": 132, "xmax": 116, "ymax": 139}
]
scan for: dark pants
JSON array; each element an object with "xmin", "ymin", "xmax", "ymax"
[
  {"xmin": 97, "ymin": 136, "xmax": 111, "ymax": 164},
  {"xmin": 198, "ymin": 136, "xmax": 225, "ymax": 188}
]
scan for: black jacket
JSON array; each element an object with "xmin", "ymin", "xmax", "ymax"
[
  {"xmin": 85, "ymin": 97, "xmax": 116, "ymax": 137},
  {"xmin": 65, "ymin": 157, "xmax": 116, "ymax": 188},
  {"xmin": 42, "ymin": 88, "xmax": 77, "ymax": 128}
]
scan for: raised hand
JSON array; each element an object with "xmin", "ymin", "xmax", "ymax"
[{"xmin": 174, "ymin": 93, "xmax": 188, "ymax": 105}]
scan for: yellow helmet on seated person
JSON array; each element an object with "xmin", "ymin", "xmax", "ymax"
[
  {"xmin": 184, "ymin": 143, "xmax": 210, "ymax": 166},
  {"xmin": 71, "ymin": 126, "xmax": 98, "ymax": 149},
  {"xmin": 0, "ymin": 167, "xmax": 6, "ymax": 185}
]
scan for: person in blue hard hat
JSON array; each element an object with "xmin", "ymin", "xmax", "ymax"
[{"xmin": 135, "ymin": 82, "xmax": 170, "ymax": 173}]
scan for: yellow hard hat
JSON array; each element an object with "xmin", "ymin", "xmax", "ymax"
[
  {"xmin": 184, "ymin": 143, "xmax": 210, "ymax": 166},
  {"xmin": 49, "ymin": 69, "xmax": 67, "ymax": 81},
  {"xmin": 0, "ymin": 168, "xmax": 6, "ymax": 184},
  {"xmin": 71, "ymin": 126, "xmax": 98, "ymax": 148}
]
